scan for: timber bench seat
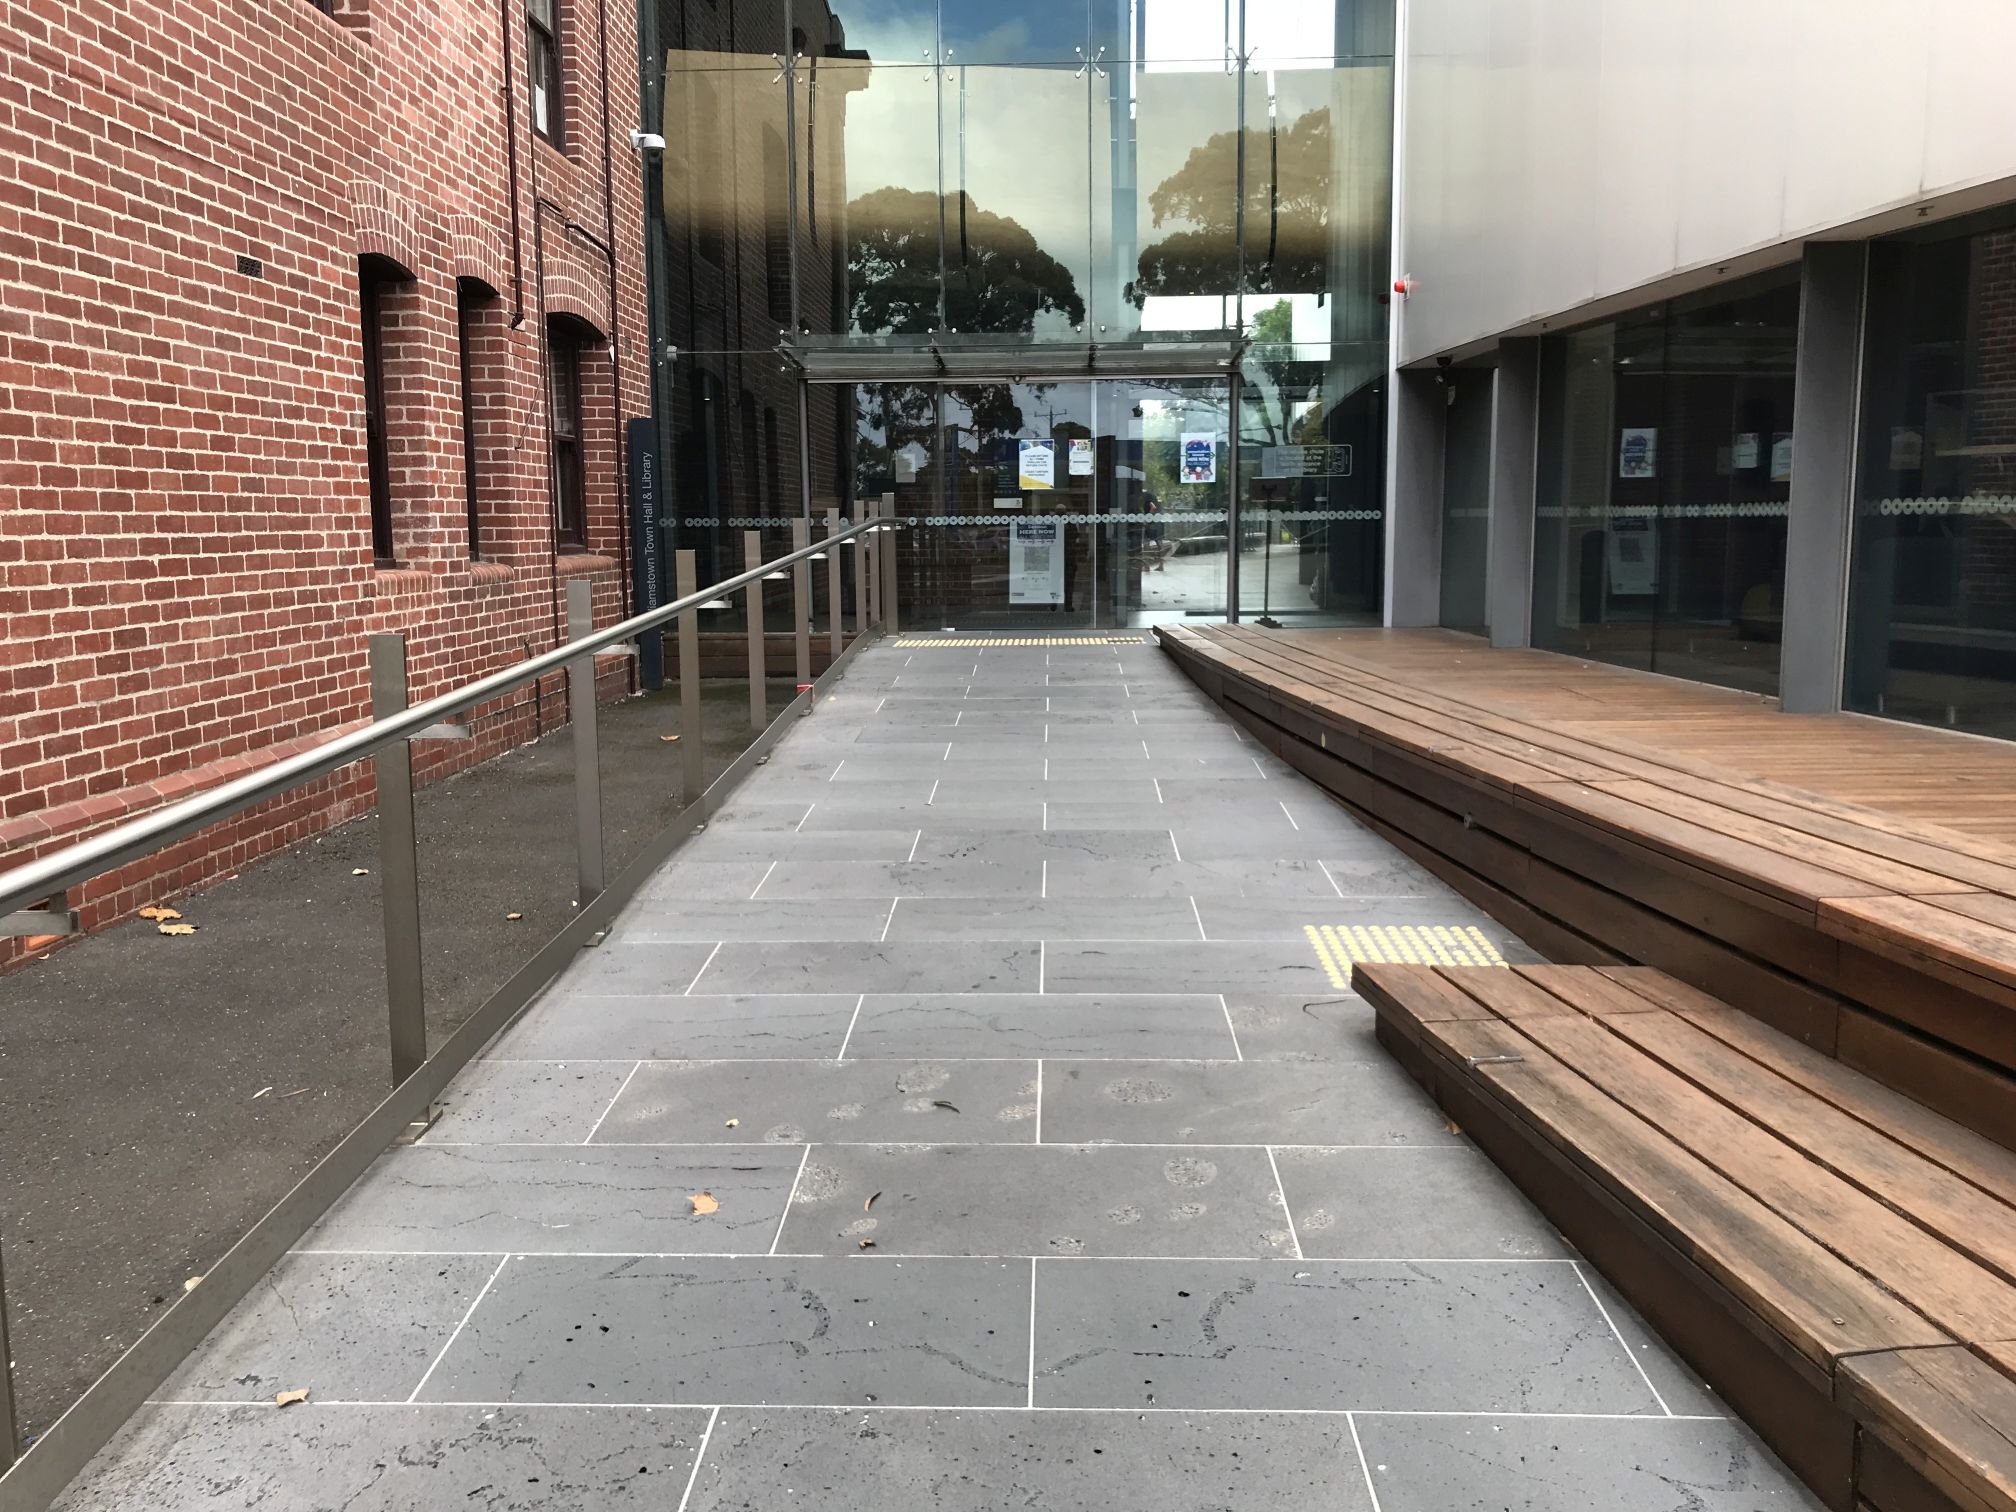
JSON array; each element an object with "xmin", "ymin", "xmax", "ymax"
[
  {"xmin": 1156, "ymin": 622, "xmax": 2016, "ymax": 1146},
  {"xmin": 1360, "ymin": 961, "xmax": 2016, "ymax": 1512}
]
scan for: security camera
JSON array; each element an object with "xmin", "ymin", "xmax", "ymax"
[{"xmin": 629, "ymin": 130, "xmax": 667, "ymax": 153}]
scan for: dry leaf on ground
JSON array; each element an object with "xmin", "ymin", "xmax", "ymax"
[
  {"xmin": 183, "ymin": 1276, "xmax": 202, "ymax": 1292},
  {"xmin": 138, "ymin": 906, "xmax": 180, "ymax": 921},
  {"xmin": 689, "ymin": 1192, "xmax": 719, "ymax": 1215},
  {"xmin": 724, "ymin": 1118, "xmax": 739, "ymax": 1128},
  {"xmin": 158, "ymin": 923, "xmax": 198, "ymax": 936},
  {"xmin": 351, "ymin": 868, "xmax": 369, "ymax": 876},
  {"xmin": 505, "ymin": 912, "xmax": 523, "ymax": 921},
  {"xmin": 659, "ymin": 734, "xmax": 680, "ymax": 743},
  {"xmin": 274, "ymin": 1389, "xmax": 310, "ymax": 1408},
  {"xmin": 864, "ymin": 1192, "xmax": 880, "ymax": 1212},
  {"xmin": 252, "ymin": 1087, "xmax": 273, "ymax": 1100}
]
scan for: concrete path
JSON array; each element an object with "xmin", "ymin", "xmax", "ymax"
[{"xmin": 57, "ymin": 637, "xmax": 1820, "ymax": 1510}]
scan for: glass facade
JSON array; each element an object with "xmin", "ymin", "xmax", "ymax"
[
  {"xmin": 1847, "ymin": 208, "xmax": 2016, "ymax": 739},
  {"xmin": 637, "ymin": 0, "xmax": 1395, "ymax": 628},
  {"xmin": 1437, "ymin": 366, "xmax": 1490, "ymax": 633},
  {"xmin": 1529, "ymin": 269, "xmax": 1800, "ymax": 694}
]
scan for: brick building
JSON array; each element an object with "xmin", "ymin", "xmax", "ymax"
[{"xmin": 0, "ymin": 0, "xmax": 650, "ymax": 943}]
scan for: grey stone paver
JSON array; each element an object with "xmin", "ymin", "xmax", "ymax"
[{"xmin": 60, "ymin": 639, "xmax": 1814, "ymax": 1510}]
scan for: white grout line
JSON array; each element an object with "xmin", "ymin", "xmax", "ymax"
[
  {"xmin": 1026, "ymin": 1259, "xmax": 1039, "ymax": 1409},
  {"xmin": 581, "ymin": 1060, "xmax": 645, "ymax": 1145},
  {"xmin": 1279, "ymin": 800, "xmax": 1299, "ymax": 831},
  {"xmin": 943, "ymin": 743, "xmax": 953, "ymax": 762},
  {"xmin": 794, "ymin": 802, "xmax": 816, "ymax": 833},
  {"xmin": 1574, "ymin": 1260, "xmax": 1673, "ymax": 1416},
  {"xmin": 1167, "ymin": 830, "xmax": 1183, "ymax": 862},
  {"xmin": 681, "ymin": 943, "xmax": 723, "ymax": 995},
  {"xmin": 879, "ymin": 897, "xmax": 901, "ymax": 942},
  {"xmin": 1315, "ymin": 859, "xmax": 1346, "ymax": 898},
  {"xmin": 293, "ymin": 1246, "xmax": 1582, "ymax": 1262},
  {"xmin": 406, "ymin": 1255, "xmax": 509, "ymax": 1403},
  {"xmin": 1034, "ymin": 1060, "xmax": 1043, "ymax": 1143},
  {"xmin": 748, "ymin": 861, "xmax": 778, "ymax": 899},
  {"xmin": 1040, "ymin": 858, "xmax": 1048, "ymax": 899},
  {"xmin": 1041, "ymin": 801, "xmax": 1048, "ymax": 832},
  {"xmin": 906, "ymin": 828, "xmax": 923, "ymax": 862},
  {"xmin": 1347, "ymin": 1413, "xmax": 1388, "ymax": 1512},
  {"xmin": 876, "ymin": 696, "xmax": 887, "ymax": 711},
  {"xmin": 1219, "ymin": 994, "xmax": 1245, "ymax": 1060},
  {"xmin": 835, "ymin": 994, "xmax": 866, "ymax": 1061},
  {"xmin": 1038, "ymin": 940, "xmax": 1046, "ymax": 995},
  {"xmin": 674, "ymin": 1405, "xmax": 721, "ymax": 1512},
  {"xmin": 1188, "ymin": 895, "xmax": 1208, "ymax": 941},
  {"xmin": 828, "ymin": 759, "xmax": 846, "ymax": 781},
  {"xmin": 926, "ymin": 779, "xmax": 939, "ymax": 806},
  {"xmin": 1153, "ymin": 777, "xmax": 1164, "ymax": 803},
  {"xmin": 770, "ymin": 1145, "xmax": 812, "ymax": 1255},
  {"xmin": 1267, "ymin": 1146, "xmax": 1304, "ymax": 1260},
  {"xmin": 1251, "ymin": 756, "xmax": 1269, "ymax": 780}
]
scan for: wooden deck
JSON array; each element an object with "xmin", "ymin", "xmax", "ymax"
[{"xmin": 1156, "ymin": 624, "xmax": 2016, "ymax": 1146}]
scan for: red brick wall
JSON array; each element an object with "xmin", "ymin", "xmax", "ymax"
[{"xmin": 0, "ymin": 0, "xmax": 648, "ymax": 952}]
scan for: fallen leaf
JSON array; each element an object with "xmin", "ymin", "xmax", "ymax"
[
  {"xmin": 724, "ymin": 1118, "xmax": 739, "ymax": 1129},
  {"xmin": 184, "ymin": 1276, "xmax": 202, "ymax": 1292},
  {"xmin": 274, "ymin": 1389, "xmax": 310, "ymax": 1408},
  {"xmin": 930, "ymin": 1100, "xmax": 960, "ymax": 1114},
  {"xmin": 351, "ymin": 868, "xmax": 369, "ymax": 876},
  {"xmin": 689, "ymin": 1192, "xmax": 719, "ymax": 1215},
  {"xmin": 659, "ymin": 734, "xmax": 680, "ymax": 743},
  {"xmin": 1443, "ymin": 1119, "xmax": 1463, "ymax": 1136},
  {"xmin": 252, "ymin": 1086, "xmax": 274, "ymax": 1100},
  {"xmin": 138, "ymin": 905, "xmax": 181, "ymax": 921},
  {"xmin": 157, "ymin": 923, "xmax": 198, "ymax": 936},
  {"xmin": 505, "ymin": 912, "xmax": 523, "ymax": 921},
  {"xmin": 857, "ymin": 1239, "xmax": 876, "ymax": 1250},
  {"xmin": 281, "ymin": 1087, "xmax": 309, "ymax": 1098},
  {"xmin": 864, "ymin": 1192, "xmax": 881, "ymax": 1213}
]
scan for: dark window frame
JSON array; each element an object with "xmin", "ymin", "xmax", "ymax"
[
  {"xmin": 358, "ymin": 257, "xmax": 397, "ymax": 566},
  {"xmin": 549, "ymin": 323, "xmax": 587, "ymax": 550},
  {"xmin": 456, "ymin": 282, "xmax": 484, "ymax": 559},
  {"xmin": 527, "ymin": 0, "xmax": 562, "ymax": 147}
]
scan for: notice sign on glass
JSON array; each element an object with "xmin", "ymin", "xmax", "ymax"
[
  {"xmin": 1018, "ymin": 439, "xmax": 1056, "ymax": 491},
  {"xmin": 1008, "ymin": 519, "xmax": 1064, "ymax": 604},
  {"xmin": 1181, "ymin": 433, "xmax": 1217, "ymax": 484},
  {"xmin": 1068, "ymin": 437, "xmax": 1094, "ymax": 475},
  {"xmin": 1260, "ymin": 444, "xmax": 1353, "ymax": 479},
  {"xmin": 1618, "ymin": 427, "xmax": 1658, "ymax": 479}
]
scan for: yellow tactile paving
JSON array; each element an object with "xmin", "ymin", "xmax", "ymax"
[{"xmin": 1302, "ymin": 922, "xmax": 1507, "ymax": 989}]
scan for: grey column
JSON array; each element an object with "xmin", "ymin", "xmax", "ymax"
[
  {"xmin": 368, "ymin": 633, "xmax": 425, "ymax": 1084},
  {"xmin": 1486, "ymin": 339, "xmax": 1539, "ymax": 648},
  {"xmin": 1384, "ymin": 365, "xmax": 1445, "ymax": 627},
  {"xmin": 1780, "ymin": 241, "xmax": 1867, "ymax": 714}
]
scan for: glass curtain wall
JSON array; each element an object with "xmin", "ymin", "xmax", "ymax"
[
  {"xmin": 637, "ymin": 0, "xmax": 1395, "ymax": 628},
  {"xmin": 1530, "ymin": 268, "xmax": 1800, "ymax": 694},
  {"xmin": 1437, "ymin": 366, "xmax": 1491, "ymax": 633},
  {"xmin": 1847, "ymin": 208, "xmax": 2016, "ymax": 739}
]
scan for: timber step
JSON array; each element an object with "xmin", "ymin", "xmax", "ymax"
[
  {"xmin": 1362, "ymin": 961, "xmax": 2016, "ymax": 1512},
  {"xmin": 1156, "ymin": 622, "xmax": 2016, "ymax": 1147}
]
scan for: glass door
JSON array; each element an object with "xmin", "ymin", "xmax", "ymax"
[{"xmin": 1094, "ymin": 376, "xmax": 1231, "ymax": 626}]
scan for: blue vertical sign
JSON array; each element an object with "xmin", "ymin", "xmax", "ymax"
[{"xmin": 627, "ymin": 417, "xmax": 664, "ymax": 690}]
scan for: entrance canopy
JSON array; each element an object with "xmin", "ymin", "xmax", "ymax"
[{"xmin": 781, "ymin": 334, "xmax": 1247, "ymax": 385}]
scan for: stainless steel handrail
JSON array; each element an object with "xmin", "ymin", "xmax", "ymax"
[{"xmin": 0, "ymin": 517, "xmax": 892, "ymax": 919}]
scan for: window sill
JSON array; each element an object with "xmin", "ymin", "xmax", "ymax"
[
  {"xmin": 555, "ymin": 552, "xmax": 618, "ymax": 577},
  {"xmin": 373, "ymin": 566, "xmax": 432, "ymax": 596},
  {"xmin": 469, "ymin": 561, "xmax": 515, "ymax": 586}
]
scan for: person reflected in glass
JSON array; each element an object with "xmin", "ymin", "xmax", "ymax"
[{"xmin": 1141, "ymin": 494, "xmax": 1172, "ymax": 572}]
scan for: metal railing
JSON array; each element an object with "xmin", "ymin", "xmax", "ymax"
[{"xmin": 0, "ymin": 503, "xmax": 900, "ymax": 1507}]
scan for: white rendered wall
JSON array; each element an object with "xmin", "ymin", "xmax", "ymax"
[{"xmin": 1396, "ymin": 0, "xmax": 2016, "ymax": 364}]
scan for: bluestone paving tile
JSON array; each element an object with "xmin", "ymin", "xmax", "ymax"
[
  {"xmin": 1197, "ymin": 895, "xmax": 1518, "ymax": 947},
  {"xmin": 1043, "ymin": 857, "xmax": 1344, "ymax": 898},
  {"xmin": 1273, "ymin": 1147, "xmax": 1568, "ymax": 1259},
  {"xmin": 796, "ymin": 800, "xmax": 1045, "ymax": 831},
  {"xmin": 1039, "ymin": 1061, "xmax": 1460, "ymax": 1146},
  {"xmin": 421, "ymin": 1058, "xmax": 636, "ymax": 1142},
  {"xmin": 679, "ymin": 828, "xmax": 923, "ymax": 861},
  {"xmin": 684, "ymin": 1408, "xmax": 1373, "ymax": 1512},
  {"xmin": 911, "ymin": 829, "xmax": 1177, "ymax": 864},
  {"xmin": 593, "ymin": 1060, "xmax": 1038, "ymax": 1144},
  {"xmin": 304, "ymin": 1145, "xmax": 801, "ymax": 1254},
  {"xmin": 156, "ymin": 1253, "xmax": 498, "ymax": 1402},
  {"xmin": 751, "ymin": 858, "xmax": 1040, "ymax": 898},
  {"xmin": 1041, "ymin": 940, "xmax": 1336, "ymax": 995},
  {"xmin": 635, "ymin": 860, "xmax": 775, "ymax": 902},
  {"xmin": 566, "ymin": 941, "xmax": 719, "ymax": 994},
  {"xmin": 1223, "ymin": 992, "xmax": 1380, "ymax": 1061},
  {"xmin": 1046, "ymin": 800, "xmax": 1297, "ymax": 832},
  {"xmin": 1355, "ymin": 1414, "xmax": 1820, "ymax": 1511},
  {"xmin": 491, "ymin": 993, "xmax": 860, "ymax": 1060},
  {"xmin": 614, "ymin": 898, "xmax": 895, "ymax": 943},
  {"xmin": 1579, "ymin": 1267, "xmax": 1725, "ymax": 1418},
  {"xmin": 54, "ymin": 1405, "xmax": 713, "ymax": 1510},
  {"xmin": 843, "ymin": 994, "xmax": 1236, "ymax": 1060},
  {"xmin": 883, "ymin": 896, "xmax": 1202, "ymax": 941},
  {"xmin": 418, "ymin": 1256, "xmax": 1029, "ymax": 1407},
  {"xmin": 695, "ymin": 941, "xmax": 1041, "ymax": 994},
  {"xmin": 1032, "ymin": 1259, "xmax": 1661, "ymax": 1412},
  {"xmin": 777, "ymin": 1144, "xmax": 1296, "ymax": 1258}
]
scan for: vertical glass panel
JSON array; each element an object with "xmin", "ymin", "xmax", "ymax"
[
  {"xmin": 940, "ymin": 65, "xmax": 1093, "ymax": 343},
  {"xmin": 1439, "ymin": 368, "xmax": 1491, "ymax": 633},
  {"xmin": 811, "ymin": 59, "xmax": 944, "ymax": 339},
  {"xmin": 939, "ymin": 0, "xmax": 1092, "ymax": 63},
  {"xmin": 1849, "ymin": 208, "xmax": 2016, "ymax": 739},
  {"xmin": 1101, "ymin": 376, "xmax": 1230, "ymax": 624},
  {"xmin": 1096, "ymin": 65, "xmax": 1241, "ymax": 339},
  {"xmin": 1651, "ymin": 272, "xmax": 1797, "ymax": 695},
  {"xmin": 859, "ymin": 380, "xmax": 945, "ymax": 620},
  {"xmin": 1239, "ymin": 339, "xmax": 1383, "ymax": 623}
]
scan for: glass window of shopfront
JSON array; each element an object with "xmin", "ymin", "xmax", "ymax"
[
  {"xmin": 1438, "ymin": 367, "xmax": 1491, "ymax": 634},
  {"xmin": 1847, "ymin": 209, "xmax": 2016, "ymax": 740},
  {"xmin": 1530, "ymin": 269, "xmax": 1800, "ymax": 694}
]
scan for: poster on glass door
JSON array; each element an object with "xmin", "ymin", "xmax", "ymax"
[
  {"xmin": 1008, "ymin": 520, "xmax": 1064, "ymax": 605},
  {"xmin": 1018, "ymin": 439, "xmax": 1056, "ymax": 490},
  {"xmin": 1181, "ymin": 433, "xmax": 1217, "ymax": 483}
]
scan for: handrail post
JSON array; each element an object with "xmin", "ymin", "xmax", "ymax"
[
  {"xmin": 745, "ymin": 530, "xmax": 767, "ymax": 733},
  {"xmin": 857, "ymin": 512, "xmax": 874, "ymax": 635},
  {"xmin": 825, "ymin": 508, "xmax": 843, "ymax": 664},
  {"xmin": 881, "ymin": 495, "xmax": 900, "ymax": 634},
  {"xmin": 791, "ymin": 517, "xmax": 813, "ymax": 713},
  {"xmin": 1, "ymin": 1234, "xmax": 18, "ymax": 1471},
  {"xmin": 676, "ymin": 550, "xmax": 704, "ymax": 803},
  {"xmin": 369, "ymin": 633, "xmax": 426, "ymax": 1085},
  {"xmin": 567, "ymin": 578, "xmax": 604, "ymax": 904}
]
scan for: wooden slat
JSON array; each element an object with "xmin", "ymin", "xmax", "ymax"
[
  {"xmin": 1837, "ymin": 1347, "xmax": 2016, "ymax": 1512},
  {"xmin": 1822, "ymin": 894, "xmax": 2016, "ymax": 997}
]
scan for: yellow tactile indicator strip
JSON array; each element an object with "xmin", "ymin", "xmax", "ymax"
[
  {"xmin": 1304, "ymin": 923, "xmax": 1507, "ymax": 989},
  {"xmin": 893, "ymin": 636, "xmax": 1150, "ymax": 647}
]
